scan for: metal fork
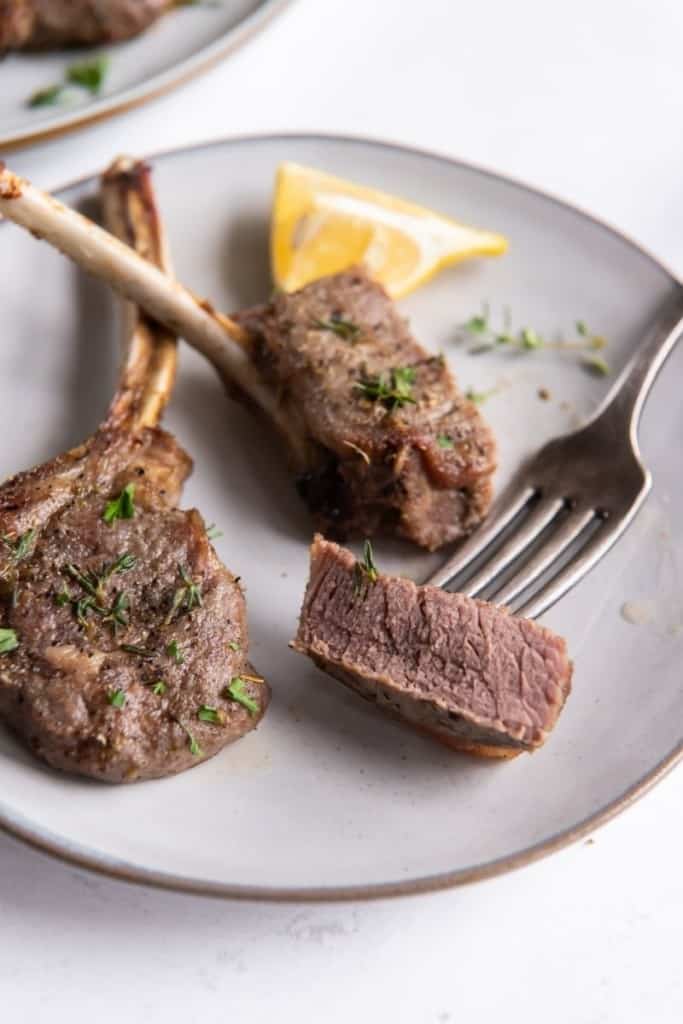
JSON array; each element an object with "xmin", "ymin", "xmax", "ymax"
[{"xmin": 427, "ymin": 289, "xmax": 683, "ymax": 618}]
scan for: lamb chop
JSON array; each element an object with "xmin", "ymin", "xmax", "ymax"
[
  {"xmin": 292, "ymin": 536, "xmax": 572, "ymax": 757},
  {"xmin": 0, "ymin": 1, "xmax": 170, "ymax": 51},
  {"xmin": 0, "ymin": 158, "xmax": 269, "ymax": 783},
  {"xmin": 0, "ymin": 164, "xmax": 496, "ymax": 551}
]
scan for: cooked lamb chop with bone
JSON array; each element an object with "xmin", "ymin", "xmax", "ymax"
[
  {"xmin": 0, "ymin": 1, "xmax": 170, "ymax": 51},
  {"xmin": 293, "ymin": 536, "xmax": 572, "ymax": 757},
  {"xmin": 0, "ymin": 163, "xmax": 495, "ymax": 550},
  {"xmin": 0, "ymin": 158, "xmax": 269, "ymax": 783}
]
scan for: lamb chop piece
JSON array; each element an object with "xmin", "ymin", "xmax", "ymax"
[
  {"xmin": 292, "ymin": 536, "xmax": 572, "ymax": 757},
  {"xmin": 0, "ymin": 1, "xmax": 170, "ymax": 51},
  {"xmin": 235, "ymin": 270, "xmax": 495, "ymax": 548},
  {"xmin": 0, "ymin": 158, "xmax": 269, "ymax": 783},
  {"xmin": 0, "ymin": 164, "xmax": 495, "ymax": 550}
]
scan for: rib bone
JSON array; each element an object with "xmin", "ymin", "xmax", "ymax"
[
  {"xmin": 101, "ymin": 155, "xmax": 178, "ymax": 430},
  {"xmin": 0, "ymin": 162, "xmax": 307, "ymax": 463}
]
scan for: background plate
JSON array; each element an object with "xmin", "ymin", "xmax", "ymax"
[
  {"xmin": 0, "ymin": 1, "xmax": 290, "ymax": 149},
  {"xmin": 0, "ymin": 134, "xmax": 681, "ymax": 900}
]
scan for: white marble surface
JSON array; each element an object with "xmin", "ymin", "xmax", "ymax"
[{"xmin": 1, "ymin": 0, "xmax": 681, "ymax": 1020}]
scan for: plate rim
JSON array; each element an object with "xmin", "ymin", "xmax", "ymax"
[
  {"xmin": 0, "ymin": 0, "xmax": 293, "ymax": 151},
  {"xmin": 0, "ymin": 131, "xmax": 680, "ymax": 902}
]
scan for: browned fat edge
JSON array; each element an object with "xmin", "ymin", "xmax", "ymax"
[{"xmin": 0, "ymin": 163, "xmax": 23, "ymax": 199}]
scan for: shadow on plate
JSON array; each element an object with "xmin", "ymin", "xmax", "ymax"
[{"xmin": 220, "ymin": 210, "xmax": 271, "ymax": 311}]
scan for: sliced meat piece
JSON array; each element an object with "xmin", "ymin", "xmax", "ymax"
[
  {"xmin": 292, "ymin": 535, "xmax": 572, "ymax": 757},
  {"xmin": 0, "ymin": 0, "xmax": 170, "ymax": 51},
  {"xmin": 235, "ymin": 269, "xmax": 496, "ymax": 550}
]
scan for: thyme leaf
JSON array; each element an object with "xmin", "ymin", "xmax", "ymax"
[
  {"xmin": 197, "ymin": 705, "xmax": 226, "ymax": 725},
  {"xmin": 0, "ymin": 628, "xmax": 19, "ymax": 654},
  {"xmin": 312, "ymin": 316, "xmax": 361, "ymax": 341},
  {"xmin": 166, "ymin": 565, "xmax": 202, "ymax": 623},
  {"xmin": 103, "ymin": 484, "xmax": 135, "ymax": 525},
  {"xmin": 120, "ymin": 644, "xmax": 155, "ymax": 659},
  {"xmin": 66, "ymin": 56, "xmax": 109, "ymax": 94},
  {"xmin": 225, "ymin": 677, "xmax": 260, "ymax": 716},
  {"xmin": 354, "ymin": 367, "xmax": 417, "ymax": 410},
  {"xmin": 353, "ymin": 539, "xmax": 379, "ymax": 598},
  {"xmin": 166, "ymin": 640, "xmax": 184, "ymax": 664}
]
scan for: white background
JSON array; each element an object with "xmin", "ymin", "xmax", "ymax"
[{"xmin": 2, "ymin": 1, "xmax": 682, "ymax": 1020}]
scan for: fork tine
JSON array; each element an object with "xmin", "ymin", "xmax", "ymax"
[
  {"xmin": 490, "ymin": 507, "xmax": 596, "ymax": 607},
  {"xmin": 426, "ymin": 483, "xmax": 536, "ymax": 588},
  {"xmin": 460, "ymin": 496, "xmax": 565, "ymax": 597},
  {"xmin": 516, "ymin": 496, "xmax": 649, "ymax": 620}
]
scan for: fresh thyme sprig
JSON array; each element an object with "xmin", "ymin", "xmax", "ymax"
[
  {"xmin": 61, "ymin": 554, "xmax": 136, "ymax": 633},
  {"xmin": 354, "ymin": 367, "xmax": 417, "ymax": 410},
  {"xmin": 312, "ymin": 316, "xmax": 361, "ymax": 341},
  {"xmin": 165, "ymin": 565, "xmax": 203, "ymax": 624},
  {"xmin": 353, "ymin": 539, "xmax": 379, "ymax": 599},
  {"xmin": 456, "ymin": 304, "xmax": 609, "ymax": 375},
  {"xmin": 1, "ymin": 529, "xmax": 36, "ymax": 564}
]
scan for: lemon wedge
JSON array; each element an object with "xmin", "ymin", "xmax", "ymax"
[{"xmin": 271, "ymin": 162, "xmax": 508, "ymax": 298}]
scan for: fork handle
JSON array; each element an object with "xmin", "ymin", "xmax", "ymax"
[{"xmin": 602, "ymin": 287, "xmax": 683, "ymax": 437}]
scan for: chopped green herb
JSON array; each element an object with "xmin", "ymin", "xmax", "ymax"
[
  {"xmin": 150, "ymin": 681, "xmax": 167, "ymax": 696},
  {"xmin": 0, "ymin": 628, "xmax": 19, "ymax": 654},
  {"xmin": 197, "ymin": 705, "xmax": 225, "ymax": 725},
  {"xmin": 226, "ymin": 677, "xmax": 260, "ymax": 716},
  {"xmin": 312, "ymin": 316, "xmax": 361, "ymax": 341},
  {"xmin": 104, "ymin": 552, "xmax": 137, "ymax": 577},
  {"xmin": 354, "ymin": 366, "xmax": 417, "ymax": 410},
  {"xmin": 228, "ymin": 640, "xmax": 241, "ymax": 652},
  {"xmin": 75, "ymin": 596, "xmax": 98, "ymax": 627},
  {"xmin": 55, "ymin": 585, "xmax": 72, "ymax": 607},
  {"xmin": 63, "ymin": 560, "xmax": 132, "ymax": 632},
  {"xmin": 103, "ymin": 591, "xmax": 129, "ymax": 633},
  {"xmin": 465, "ymin": 387, "xmax": 496, "ymax": 405},
  {"xmin": 166, "ymin": 640, "xmax": 184, "ymax": 664},
  {"xmin": 103, "ymin": 484, "xmax": 135, "ymax": 525},
  {"xmin": 28, "ymin": 84, "xmax": 67, "ymax": 108},
  {"xmin": 206, "ymin": 523, "xmax": 223, "ymax": 541},
  {"xmin": 436, "ymin": 435, "xmax": 455, "ymax": 449},
  {"xmin": 66, "ymin": 56, "xmax": 109, "ymax": 95},
  {"xmin": 120, "ymin": 643, "xmax": 155, "ymax": 659},
  {"xmin": 63, "ymin": 563, "xmax": 99, "ymax": 599},
  {"xmin": 2, "ymin": 529, "xmax": 36, "ymax": 564},
  {"xmin": 353, "ymin": 539, "xmax": 379, "ymax": 598},
  {"xmin": 176, "ymin": 720, "xmax": 203, "ymax": 757},
  {"xmin": 520, "ymin": 327, "xmax": 544, "ymax": 350},
  {"xmin": 576, "ymin": 320, "xmax": 588, "ymax": 336},
  {"xmin": 582, "ymin": 354, "xmax": 610, "ymax": 377},
  {"xmin": 166, "ymin": 565, "xmax": 202, "ymax": 623},
  {"xmin": 107, "ymin": 689, "xmax": 126, "ymax": 708}
]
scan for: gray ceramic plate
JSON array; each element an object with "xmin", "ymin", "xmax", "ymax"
[
  {"xmin": 0, "ymin": 135, "xmax": 680, "ymax": 900},
  {"xmin": 0, "ymin": 1, "xmax": 290, "ymax": 150}
]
